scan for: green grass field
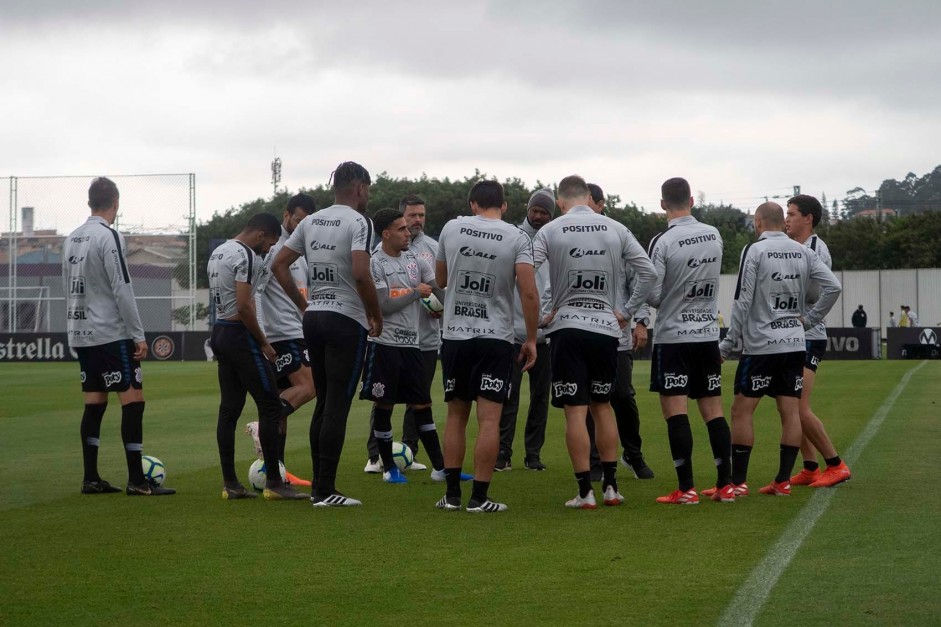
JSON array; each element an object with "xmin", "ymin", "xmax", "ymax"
[{"xmin": 1, "ymin": 359, "xmax": 939, "ymax": 626}]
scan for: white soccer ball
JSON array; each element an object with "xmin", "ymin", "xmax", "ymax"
[
  {"xmin": 420, "ymin": 292, "xmax": 444, "ymax": 314},
  {"xmin": 248, "ymin": 459, "xmax": 287, "ymax": 491},
  {"xmin": 141, "ymin": 455, "xmax": 166, "ymax": 486},
  {"xmin": 391, "ymin": 441, "xmax": 414, "ymax": 470}
]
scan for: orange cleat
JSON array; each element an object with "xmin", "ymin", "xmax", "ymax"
[
  {"xmin": 285, "ymin": 470, "xmax": 312, "ymax": 487},
  {"xmin": 702, "ymin": 483, "xmax": 748, "ymax": 498},
  {"xmin": 809, "ymin": 461, "xmax": 851, "ymax": 488},
  {"xmin": 759, "ymin": 480, "xmax": 791, "ymax": 496},
  {"xmin": 656, "ymin": 488, "xmax": 699, "ymax": 505},
  {"xmin": 790, "ymin": 468, "xmax": 822, "ymax": 486}
]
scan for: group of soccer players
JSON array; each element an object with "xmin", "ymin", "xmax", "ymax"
[{"xmin": 65, "ymin": 167, "xmax": 852, "ymax": 509}]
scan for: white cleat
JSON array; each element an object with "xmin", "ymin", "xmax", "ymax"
[
  {"xmin": 311, "ymin": 493, "xmax": 362, "ymax": 507},
  {"xmin": 565, "ymin": 490, "xmax": 598, "ymax": 509},
  {"xmin": 409, "ymin": 461, "xmax": 428, "ymax": 471},
  {"xmin": 603, "ymin": 485, "xmax": 625, "ymax": 506},
  {"xmin": 363, "ymin": 458, "xmax": 383, "ymax": 474}
]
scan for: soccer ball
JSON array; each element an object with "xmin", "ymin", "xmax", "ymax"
[
  {"xmin": 420, "ymin": 292, "xmax": 444, "ymax": 314},
  {"xmin": 141, "ymin": 455, "xmax": 166, "ymax": 486},
  {"xmin": 391, "ymin": 441, "xmax": 414, "ymax": 470},
  {"xmin": 248, "ymin": 459, "xmax": 287, "ymax": 491}
]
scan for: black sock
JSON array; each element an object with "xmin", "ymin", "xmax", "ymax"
[
  {"xmin": 121, "ymin": 402, "xmax": 146, "ymax": 485},
  {"xmin": 258, "ymin": 410, "xmax": 283, "ymax": 488},
  {"xmin": 706, "ymin": 417, "xmax": 732, "ymax": 488},
  {"xmin": 803, "ymin": 460, "xmax": 820, "ymax": 472},
  {"xmin": 666, "ymin": 414, "xmax": 694, "ymax": 491},
  {"xmin": 413, "ymin": 407, "xmax": 444, "ymax": 470},
  {"xmin": 824, "ymin": 455, "xmax": 842, "ymax": 468},
  {"xmin": 575, "ymin": 471, "xmax": 592, "ymax": 498},
  {"xmin": 732, "ymin": 444, "xmax": 753, "ymax": 485},
  {"xmin": 471, "ymin": 480, "xmax": 490, "ymax": 503},
  {"xmin": 445, "ymin": 468, "xmax": 462, "ymax": 499},
  {"xmin": 278, "ymin": 431, "xmax": 287, "ymax": 465},
  {"xmin": 777, "ymin": 445, "xmax": 800, "ymax": 483},
  {"xmin": 601, "ymin": 462, "xmax": 617, "ymax": 492},
  {"xmin": 372, "ymin": 406, "xmax": 395, "ymax": 471},
  {"xmin": 81, "ymin": 403, "xmax": 107, "ymax": 482}
]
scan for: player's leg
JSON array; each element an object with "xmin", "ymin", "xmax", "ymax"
[
  {"xmin": 312, "ymin": 312, "xmax": 368, "ymax": 502},
  {"xmin": 239, "ymin": 336, "xmax": 307, "ymax": 500},
  {"xmin": 523, "ymin": 341, "xmax": 551, "ymax": 470},
  {"xmin": 400, "ymin": 349, "xmax": 437, "ymax": 467},
  {"xmin": 730, "ymin": 393, "xmax": 761, "ymax": 492},
  {"xmin": 496, "ymin": 344, "xmax": 524, "ymax": 470},
  {"xmin": 214, "ymin": 335, "xmax": 248, "ymax": 488},
  {"xmin": 398, "ymin": 349, "xmax": 449, "ymax": 478},
  {"xmin": 758, "ymin": 352, "xmax": 804, "ymax": 496},
  {"xmin": 439, "ymin": 398, "xmax": 471, "ymax": 509},
  {"xmin": 278, "ymin": 363, "xmax": 314, "ymax": 485},
  {"xmin": 304, "ymin": 312, "xmax": 328, "ymax": 492},
  {"xmin": 612, "ymin": 352, "xmax": 652, "ymax": 478},
  {"xmin": 76, "ymin": 345, "xmax": 117, "ymax": 493},
  {"xmin": 651, "ymin": 344, "xmax": 697, "ymax": 503}
]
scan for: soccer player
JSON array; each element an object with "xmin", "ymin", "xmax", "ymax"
[
  {"xmin": 434, "ymin": 180, "xmax": 540, "ymax": 513},
  {"xmin": 364, "ymin": 194, "xmax": 437, "ymax": 473},
  {"xmin": 208, "ymin": 213, "xmax": 307, "ymax": 500},
  {"xmin": 253, "ymin": 193, "xmax": 318, "ymax": 485},
  {"xmin": 359, "ymin": 208, "xmax": 470, "ymax": 485},
  {"xmin": 719, "ymin": 202, "xmax": 841, "ymax": 496},
  {"xmin": 532, "ymin": 175, "xmax": 656, "ymax": 509},
  {"xmin": 272, "ymin": 161, "xmax": 382, "ymax": 507},
  {"xmin": 64, "ymin": 177, "xmax": 175, "ymax": 496},
  {"xmin": 585, "ymin": 182, "xmax": 655, "ymax": 480},
  {"xmin": 783, "ymin": 194, "xmax": 852, "ymax": 488},
  {"xmin": 495, "ymin": 188, "xmax": 554, "ymax": 472},
  {"xmin": 646, "ymin": 177, "xmax": 730, "ymax": 505}
]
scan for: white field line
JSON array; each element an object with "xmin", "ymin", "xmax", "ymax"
[{"xmin": 718, "ymin": 360, "xmax": 928, "ymax": 627}]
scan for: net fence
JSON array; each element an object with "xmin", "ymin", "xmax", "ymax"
[{"xmin": 2, "ymin": 174, "xmax": 196, "ymax": 333}]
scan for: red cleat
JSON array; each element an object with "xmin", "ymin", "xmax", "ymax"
[
  {"xmin": 702, "ymin": 483, "xmax": 748, "ymax": 498},
  {"xmin": 809, "ymin": 461, "xmax": 851, "ymax": 488},
  {"xmin": 790, "ymin": 468, "xmax": 822, "ymax": 486},
  {"xmin": 759, "ymin": 480, "xmax": 791, "ymax": 496},
  {"xmin": 656, "ymin": 488, "xmax": 699, "ymax": 505}
]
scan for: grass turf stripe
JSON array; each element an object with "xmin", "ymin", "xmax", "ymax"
[{"xmin": 718, "ymin": 359, "xmax": 928, "ymax": 627}]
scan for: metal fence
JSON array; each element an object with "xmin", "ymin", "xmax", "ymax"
[{"xmin": 2, "ymin": 174, "xmax": 196, "ymax": 333}]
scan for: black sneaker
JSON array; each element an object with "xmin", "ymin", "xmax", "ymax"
[
  {"xmin": 621, "ymin": 452, "xmax": 655, "ymax": 479},
  {"xmin": 222, "ymin": 483, "xmax": 258, "ymax": 500},
  {"xmin": 524, "ymin": 457, "xmax": 547, "ymax": 471},
  {"xmin": 81, "ymin": 479, "xmax": 122, "ymax": 494},
  {"xmin": 494, "ymin": 454, "xmax": 512, "ymax": 472},
  {"xmin": 126, "ymin": 481, "xmax": 176, "ymax": 496},
  {"xmin": 263, "ymin": 483, "xmax": 309, "ymax": 500}
]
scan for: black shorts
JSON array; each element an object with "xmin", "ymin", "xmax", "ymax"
[
  {"xmin": 360, "ymin": 343, "xmax": 431, "ymax": 405},
  {"xmin": 649, "ymin": 341, "xmax": 722, "ymax": 399},
  {"xmin": 804, "ymin": 340, "xmax": 827, "ymax": 372},
  {"xmin": 548, "ymin": 328, "xmax": 618, "ymax": 408},
  {"xmin": 440, "ymin": 338, "xmax": 514, "ymax": 404},
  {"xmin": 271, "ymin": 339, "xmax": 310, "ymax": 388},
  {"xmin": 733, "ymin": 351, "xmax": 804, "ymax": 398},
  {"xmin": 76, "ymin": 340, "xmax": 143, "ymax": 393}
]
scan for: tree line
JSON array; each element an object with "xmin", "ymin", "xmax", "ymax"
[{"xmin": 181, "ymin": 166, "xmax": 941, "ymax": 289}]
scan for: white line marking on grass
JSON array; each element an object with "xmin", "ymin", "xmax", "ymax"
[{"xmin": 718, "ymin": 360, "xmax": 928, "ymax": 627}]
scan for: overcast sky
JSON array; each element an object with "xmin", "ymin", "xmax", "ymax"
[{"xmin": 2, "ymin": 0, "xmax": 939, "ymax": 232}]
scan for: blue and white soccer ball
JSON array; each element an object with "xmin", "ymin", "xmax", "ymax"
[
  {"xmin": 391, "ymin": 441, "xmax": 414, "ymax": 470},
  {"xmin": 141, "ymin": 455, "xmax": 166, "ymax": 486},
  {"xmin": 248, "ymin": 459, "xmax": 287, "ymax": 491}
]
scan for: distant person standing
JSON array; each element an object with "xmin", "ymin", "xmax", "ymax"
[
  {"xmin": 273, "ymin": 161, "xmax": 383, "ymax": 507},
  {"xmin": 851, "ymin": 305, "xmax": 868, "ymax": 328},
  {"xmin": 64, "ymin": 177, "xmax": 175, "ymax": 496},
  {"xmin": 903, "ymin": 305, "xmax": 919, "ymax": 327},
  {"xmin": 899, "ymin": 307, "xmax": 910, "ymax": 327},
  {"xmin": 720, "ymin": 202, "xmax": 841, "ymax": 496},
  {"xmin": 888, "ymin": 311, "xmax": 898, "ymax": 327},
  {"xmin": 496, "ymin": 187, "xmax": 554, "ymax": 472},
  {"xmin": 208, "ymin": 213, "xmax": 307, "ymax": 500},
  {"xmin": 434, "ymin": 179, "xmax": 540, "ymax": 513},
  {"xmin": 533, "ymin": 175, "xmax": 656, "ymax": 509},
  {"xmin": 779, "ymin": 194, "xmax": 852, "ymax": 489}
]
